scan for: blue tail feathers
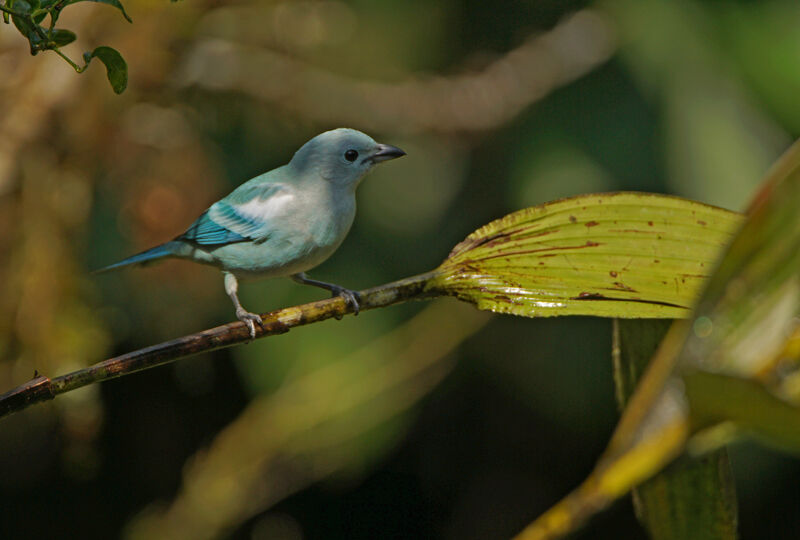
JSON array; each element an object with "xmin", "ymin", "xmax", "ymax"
[{"xmin": 93, "ymin": 243, "xmax": 174, "ymax": 274}]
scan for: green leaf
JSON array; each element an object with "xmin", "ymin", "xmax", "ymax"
[
  {"xmin": 10, "ymin": 1, "xmax": 45, "ymax": 53},
  {"xmin": 11, "ymin": 15, "xmax": 39, "ymax": 45},
  {"xmin": 430, "ymin": 192, "xmax": 742, "ymax": 319},
  {"xmin": 11, "ymin": 0, "xmax": 33, "ymax": 15},
  {"xmin": 65, "ymin": 0, "xmax": 132, "ymax": 23},
  {"xmin": 673, "ymin": 139, "xmax": 800, "ymax": 448},
  {"xmin": 684, "ymin": 371, "xmax": 800, "ymax": 453},
  {"xmin": 84, "ymin": 46, "xmax": 128, "ymax": 94},
  {"xmin": 50, "ymin": 28, "xmax": 76, "ymax": 47},
  {"xmin": 614, "ymin": 320, "xmax": 738, "ymax": 540}
]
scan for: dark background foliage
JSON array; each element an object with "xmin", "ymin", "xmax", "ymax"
[{"xmin": 1, "ymin": 0, "xmax": 799, "ymax": 538}]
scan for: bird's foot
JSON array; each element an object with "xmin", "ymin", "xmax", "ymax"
[
  {"xmin": 330, "ymin": 287, "xmax": 361, "ymax": 320},
  {"xmin": 236, "ymin": 308, "xmax": 263, "ymax": 339}
]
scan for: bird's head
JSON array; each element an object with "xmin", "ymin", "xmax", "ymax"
[{"xmin": 289, "ymin": 128, "xmax": 406, "ymax": 189}]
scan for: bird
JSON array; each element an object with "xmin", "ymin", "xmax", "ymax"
[{"xmin": 96, "ymin": 128, "xmax": 406, "ymax": 338}]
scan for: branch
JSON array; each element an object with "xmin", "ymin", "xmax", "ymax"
[
  {"xmin": 126, "ymin": 301, "xmax": 491, "ymax": 539},
  {"xmin": 0, "ymin": 272, "xmax": 439, "ymax": 421},
  {"xmin": 176, "ymin": 9, "xmax": 616, "ymax": 134}
]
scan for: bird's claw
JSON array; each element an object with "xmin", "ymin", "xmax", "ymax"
[
  {"xmin": 236, "ymin": 309, "xmax": 263, "ymax": 339},
  {"xmin": 331, "ymin": 287, "xmax": 361, "ymax": 320}
]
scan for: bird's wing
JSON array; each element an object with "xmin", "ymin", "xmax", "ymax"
[{"xmin": 179, "ymin": 183, "xmax": 286, "ymax": 246}]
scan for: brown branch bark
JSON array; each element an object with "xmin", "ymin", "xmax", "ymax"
[{"xmin": 0, "ymin": 272, "xmax": 439, "ymax": 421}]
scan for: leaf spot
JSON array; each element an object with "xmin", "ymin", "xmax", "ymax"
[{"xmin": 612, "ymin": 282, "xmax": 636, "ymax": 292}]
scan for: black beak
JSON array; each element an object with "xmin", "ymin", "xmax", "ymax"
[{"xmin": 371, "ymin": 144, "xmax": 406, "ymax": 163}]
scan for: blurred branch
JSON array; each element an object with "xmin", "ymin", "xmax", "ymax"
[
  {"xmin": 176, "ymin": 9, "xmax": 616, "ymax": 134},
  {"xmin": 125, "ymin": 300, "xmax": 491, "ymax": 540},
  {"xmin": 0, "ymin": 272, "xmax": 439, "ymax": 421}
]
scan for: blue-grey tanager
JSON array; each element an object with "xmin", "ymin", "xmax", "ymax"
[{"xmin": 97, "ymin": 128, "xmax": 406, "ymax": 337}]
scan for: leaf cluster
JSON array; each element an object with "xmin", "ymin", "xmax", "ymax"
[{"xmin": 0, "ymin": 0, "xmax": 128, "ymax": 92}]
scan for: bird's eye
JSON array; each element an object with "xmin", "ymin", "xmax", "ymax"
[{"xmin": 344, "ymin": 149, "xmax": 358, "ymax": 162}]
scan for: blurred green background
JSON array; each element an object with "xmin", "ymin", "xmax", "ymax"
[{"xmin": 1, "ymin": 0, "xmax": 799, "ymax": 538}]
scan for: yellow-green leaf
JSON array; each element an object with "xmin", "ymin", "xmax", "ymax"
[
  {"xmin": 614, "ymin": 320, "xmax": 737, "ymax": 540},
  {"xmin": 431, "ymin": 192, "xmax": 742, "ymax": 319},
  {"xmin": 513, "ymin": 140, "xmax": 800, "ymax": 540},
  {"xmin": 677, "ymin": 138, "xmax": 800, "ymax": 446}
]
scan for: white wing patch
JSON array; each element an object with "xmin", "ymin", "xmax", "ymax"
[{"xmin": 226, "ymin": 190, "xmax": 296, "ymax": 227}]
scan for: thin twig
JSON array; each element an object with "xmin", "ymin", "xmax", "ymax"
[
  {"xmin": 52, "ymin": 47, "xmax": 84, "ymax": 72},
  {"xmin": 0, "ymin": 272, "xmax": 440, "ymax": 420}
]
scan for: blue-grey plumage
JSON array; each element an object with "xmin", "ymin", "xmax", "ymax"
[{"xmin": 96, "ymin": 128, "xmax": 406, "ymax": 337}]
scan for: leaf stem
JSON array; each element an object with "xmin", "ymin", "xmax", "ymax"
[
  {"xmin": 52, "ymin": 47, "xmax": 85, "ymax": 72},
  {"xmin": 1, "ymin": 2, "xmax": 87, "ymax": 73}
]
